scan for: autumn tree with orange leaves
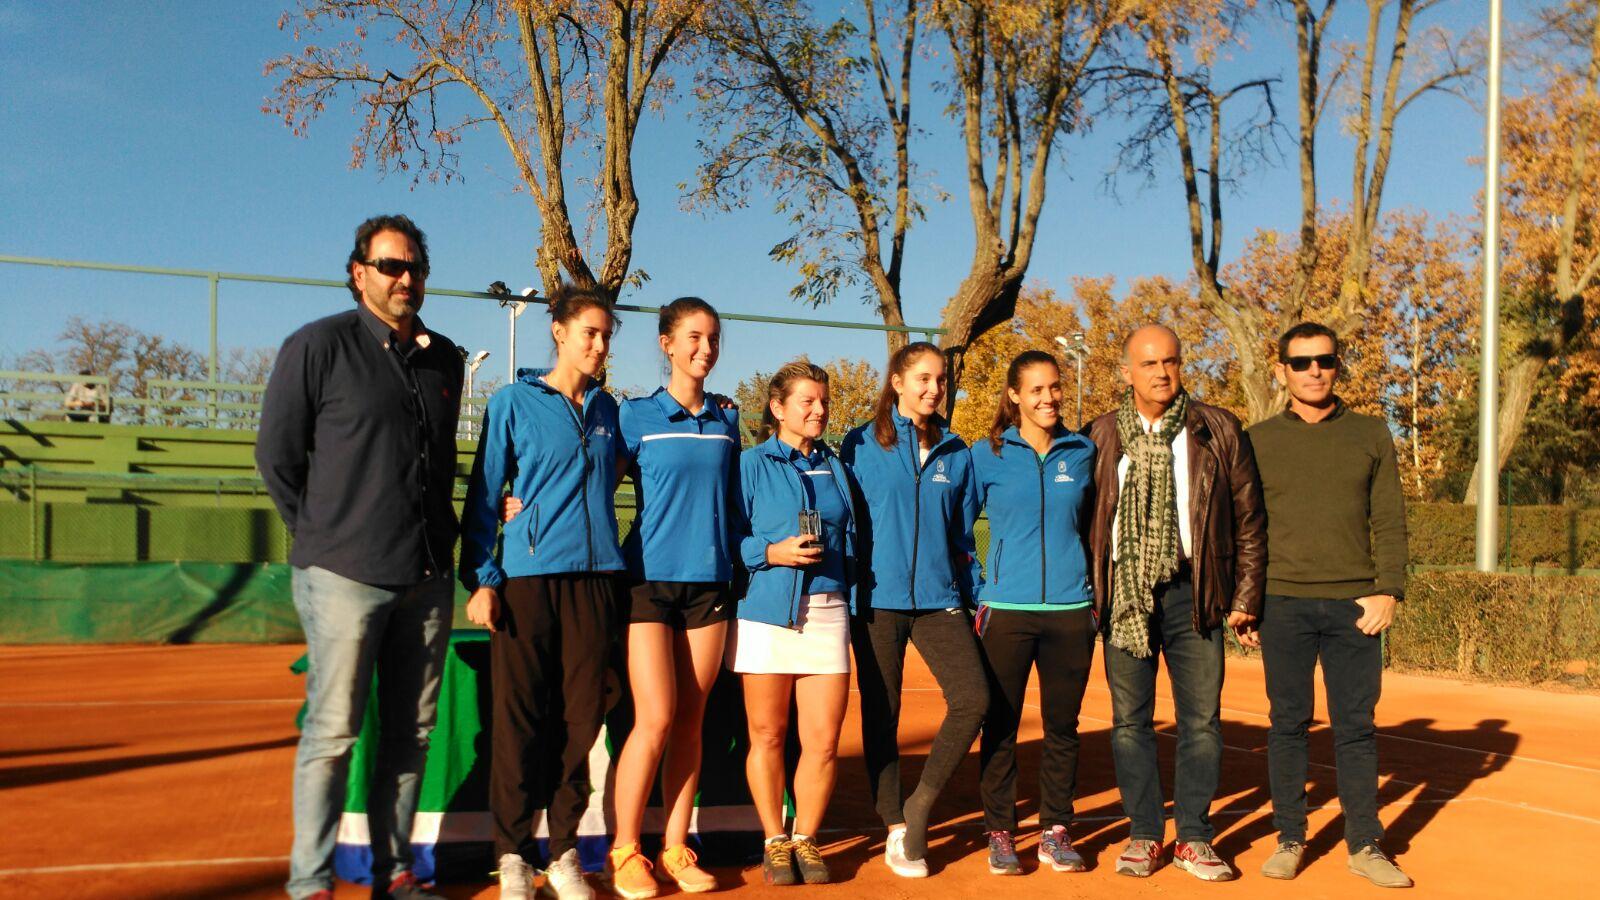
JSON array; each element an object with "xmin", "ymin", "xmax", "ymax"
[{"xmin": 1463, "ymin": 0, "xmax": 1600, "ymax": 503}]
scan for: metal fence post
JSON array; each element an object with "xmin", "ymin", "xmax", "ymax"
[
  {"xmin": 29, "ymin": 466, "xmax": 39, "ymax": 562},
  {"xmin": 208, "ymin": 274, "xmax": 220, "ymax": 427}
]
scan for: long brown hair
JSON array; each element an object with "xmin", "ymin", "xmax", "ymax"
[
  {"xmin": 871, "ymin": 341, "xmax": 945, "ymax": 449},
  {"xmin": 759, "ymin": 358, "xmax": 829, "ymax": 442},
  {"xmin": 989, "ymin": 350, "xmax": 1061, "ymax": 452}
]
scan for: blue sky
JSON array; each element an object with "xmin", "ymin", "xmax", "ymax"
[{"xmin": 0, "ymin": 0, "xmax": 1514, "ymax": 397}]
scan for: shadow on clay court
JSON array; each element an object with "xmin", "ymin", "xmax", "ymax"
[
  {"xmin": 0, "ymin": 735, "xmax": 299, "ymax": 791},
  {"xmin": 0, "ymin": 742, "xmax": 121, "ymax": 761}
]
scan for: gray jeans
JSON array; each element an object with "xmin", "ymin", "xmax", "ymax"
[{"xmin": 287, "ymin": 566, "xmax": 452, "ymax": 898}]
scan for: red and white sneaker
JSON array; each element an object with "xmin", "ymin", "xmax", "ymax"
[
  {"xmin": 1173, "ymin": 841, "xmax": 1236, "ymax": 882},
  {"xmin": 1115, "ymin": 839, "xmax": 1162, "ymax": 877}
]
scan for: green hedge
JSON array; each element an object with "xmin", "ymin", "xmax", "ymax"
[
  {"xmin": 1408, "ymin": 503, "xmax": 1600, "ymax": 570},
  {"xmin": 1386, "ymin": 570, "xmax": 1600, "ymax": 686}
]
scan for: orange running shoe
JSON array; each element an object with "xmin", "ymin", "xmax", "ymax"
[
  {"xmin": 607, "ymin": 842, "xmax": 659, "ymax": 900},
  {"xmin": 658, "ymin": 844, "xmax": 717, "ymax": 894}
]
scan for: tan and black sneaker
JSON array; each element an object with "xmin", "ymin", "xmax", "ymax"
[
  {"xmin": 790, "ymin": 836, "xmax": 831, "ymax": 884},
  {"xmin": 1261, "ymin": 841, "xmax": 1305, "ymax": 880},
  {"xmin": 1349, "ymin": 844, "xmax": 1413, "ymax": 888}
]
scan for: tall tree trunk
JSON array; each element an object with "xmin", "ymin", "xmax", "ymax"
[{"xmin": 1463, "ymin": 354, "xmax": 1545, "ymax": 504}]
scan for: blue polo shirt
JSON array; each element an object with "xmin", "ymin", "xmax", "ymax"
[{"xmin": 619, "ymin": 387, "xmax": 742, "ymax": 582}]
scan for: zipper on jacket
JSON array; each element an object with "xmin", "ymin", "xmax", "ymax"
[
  {"xmin": 526, "ymin": 504, "xmax": 540, "ymax": 556},
  {"xmin": 560, "ymin": 395, "xmax": 595, "ymax": 571},
  {"xmin": 788, "ymin": 454, "xmax": 806, "ymax": 628},
  {"xmin": 906, "ymin": 419, "xmax": 922, "ymax": 610},
  {"xmin": 1036, "ymin": 449, "xmax": 1047, "ymax": 604}
]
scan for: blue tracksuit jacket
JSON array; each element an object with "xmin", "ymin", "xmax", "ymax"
[
  {"xmin": 459, "ymin": 368, "xmax": 625, "ymax": 589},
  {"xmin": 734, "ymin": 434, "xmax": 860, "ymax": 627},
  {"xmin": 840, "ymin": 412, "xmax": 981, "ymax": 610},
  {"xmin": 971, "ymin": 426, "xmax": 1096, "ymax": 607}
]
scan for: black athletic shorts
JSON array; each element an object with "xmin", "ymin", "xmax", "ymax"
[{"xmin": 626, "ymin": 579, "xmax": 734, "ymax": 629}]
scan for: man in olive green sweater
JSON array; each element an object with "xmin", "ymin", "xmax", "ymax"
[{"xmin": 1247, "ymin": 322, "xmax": 1412, "ymax": 888}]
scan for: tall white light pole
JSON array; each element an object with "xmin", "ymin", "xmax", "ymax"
[
  {"xmin": 1475, "ymin": 0, "xmax": 1504, "ymax": 573},
  {"xmin": 466, "ymin": 350, "xmax": 490, "ymax": 438},
  {"xmin": 1054, "ymin": 332, "xmax": 1089, "ymax": 429},
  {"xmin": 509, "ymin": 287, "xmax": 534, "ymax": 384}
]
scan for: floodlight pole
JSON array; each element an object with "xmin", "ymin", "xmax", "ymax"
[
  {"xmin": 508, "ymin": 289, "xmax": 533, "ymax": 385},
  {"xmin": 1475, "ymin": 0, "xmax": 1503, "ymax": 573}
]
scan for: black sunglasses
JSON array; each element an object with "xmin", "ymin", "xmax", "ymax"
[
  {"xmin": 1286, "ymin": 354, "xmax": 1339, "ymax": 372},
  {"xmin": 363, "ymin": 257, "xmax": 427, "ymax": 279}
]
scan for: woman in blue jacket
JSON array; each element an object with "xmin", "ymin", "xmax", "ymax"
[
  {"xmin": 727, "ymin": 359, "xmax": 858, "ymax": 888},
  {"xmin": 460, "ymin": 285, "xmax": 626, "ymax": 900},
  {"xmin": 839, "ymin": 342, "xmax": 988, "ymax": 878},
  {"xmin": 971, "ymin": 350, "xmax": 1098, "ymax": 877}
]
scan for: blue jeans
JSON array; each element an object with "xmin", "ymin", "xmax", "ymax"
[
  {"xmin": 287, "ymin": 566, "xmax": 453, "ymax": 899},
  {"xmin": 1104, "ymin": 575, "xmax": 1225, "ymax": 843},
  {"xmin": 1260, "ymin": 595, "xmax": 1383, "ymax": 852}
]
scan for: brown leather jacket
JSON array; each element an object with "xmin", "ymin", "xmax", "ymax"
[{"xmin": 1087, "ymin": 399, "xmax": 1267, "ymax": 634}]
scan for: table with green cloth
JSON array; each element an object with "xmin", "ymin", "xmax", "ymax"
[{"xmin": 292, "ymin": 629, "xmax": 761, "ymax": 884}]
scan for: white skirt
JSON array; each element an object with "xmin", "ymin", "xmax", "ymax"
[{"xmin": 726, "ymin": 592, "xmax": 851, "ymax": 675}]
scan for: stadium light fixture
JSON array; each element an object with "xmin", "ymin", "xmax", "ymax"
[{"xmin": 1054, "ymin": 332, "xmax": 1089, "ymax": 429}]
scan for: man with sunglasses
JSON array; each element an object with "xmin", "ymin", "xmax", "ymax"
[
  {"xmin": 1246, "ymin": 322, "xmax": 1412, "ymax": 888},
  {"xmin": 258, "ymin": 214, "xmax": 462, "ymax": 900}
]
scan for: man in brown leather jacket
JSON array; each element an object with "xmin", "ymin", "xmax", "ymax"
[{"xmin": 1086, "ymin": 324, "xmax": 1266, "ymax": 882}]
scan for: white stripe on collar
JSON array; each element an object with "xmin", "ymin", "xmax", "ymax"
[{"xmin": 639, "ymin": 433, "xmax": 736, "ymax": 443}]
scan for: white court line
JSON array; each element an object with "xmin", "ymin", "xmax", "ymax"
[
  {"xmin": 885, "ymin": 685, "xmax": 1600, "ymax": 775},
  {"xmin": 0, "ymin": 855, "xmax": 290, "ymax": 877},
  {"xmin": 1079, "ymin": 683, "xmax": 1600, "ymax": 775},
  {"xmin": 0, "ymin": 699, "xmax": 302, "ymax": 707},
  {"xmin": 1052, "ymin": 705, "xmax": 1600, "ymax": 826}
]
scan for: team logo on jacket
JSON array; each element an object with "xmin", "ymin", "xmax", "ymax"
[
  {"xmin": 591, "ymin": 425, "xmax": 610, "ymax": 438},
  {"xmin": 932, "ymin": 458, "xmax": 950, "ymax": 484},
  {"xmin": 1055, "ymin": 459, "xmax": 1074, "ymax": 483}
]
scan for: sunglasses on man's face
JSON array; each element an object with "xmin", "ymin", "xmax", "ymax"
[
  {"xmin": 1286, "ymin": 354, "xmax": 1339, "ymax": 373},
  {"xmin": 364, "ymin": 258, "xmax": 427, "ymax": 279}
]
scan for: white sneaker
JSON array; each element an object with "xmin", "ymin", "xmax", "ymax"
[
  {"xmin": 497, "ymin": 853, "xmax": 535, "ymax": 900},
  {"xmin": 541, "ymin": 848, "xmax": 595, "ymax": 900},
  {"xmin": 884, "ymin": 827, "xmax": 929, "ymax": 878}
]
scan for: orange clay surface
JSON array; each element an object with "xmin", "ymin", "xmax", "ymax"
[{"xmin": 2, "ymin": 642, "xmax": 1596, "ymax": 898}]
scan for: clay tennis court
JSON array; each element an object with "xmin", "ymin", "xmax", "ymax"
[{"xmin": 4, "ymin": 642, "xmax": 1595, "ymax": 898}]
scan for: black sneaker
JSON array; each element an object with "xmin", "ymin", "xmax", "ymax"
[
  {"xmin": 762, "ymin": 838, "xmax": 798, "ymax": 886},
  {"xmin": 790, "ymin": 837, "xmax": 831, "ymax": 884},
  {"xmin": 372, "ymin": 870, "xmax": 445, "ymax": 900}
]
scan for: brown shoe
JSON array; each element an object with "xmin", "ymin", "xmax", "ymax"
[
  {"xmin": 1261, "ymin": 841, "xmax": 1305, "ymax": 880},
  {"xmin": 1348, "ymin": 844, "xmax": 1413, "ymax": 888}
]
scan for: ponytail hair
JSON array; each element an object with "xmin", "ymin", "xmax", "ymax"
[
  {"xmin": 989, "ymin": 350, "xmax": 1061, "ymax": 452},
  {"xmin": 759, "ymin": 358, "xmax": 829, "ymax": 442},
  {"xmin": 871, "ymin": 341, "xmax": 945, "ymax": 449},
  {"xmin": 658, "ymin": 296, "xmax": 720, "ymax": 337},
  {"xmin": 546, "ymin": 282, "xmax": 620, "ymax": 329}
]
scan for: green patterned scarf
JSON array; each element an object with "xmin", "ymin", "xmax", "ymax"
[{"xmin": 1109, "ymin": 387, "xmax": 1190, "ymax": 658}]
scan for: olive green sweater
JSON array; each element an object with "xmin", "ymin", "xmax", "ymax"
[{"xmin": 1247, "ymin": 403, "xmax": 1408, "ymax": 599}]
